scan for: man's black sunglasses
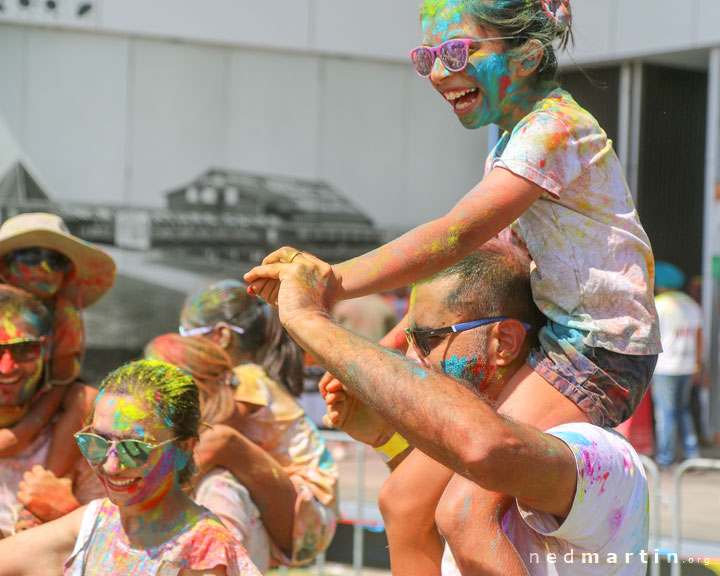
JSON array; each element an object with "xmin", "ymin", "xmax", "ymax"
[{"xmin": 405, "ymin": 317, "xmax": 531, "ymax": 358}]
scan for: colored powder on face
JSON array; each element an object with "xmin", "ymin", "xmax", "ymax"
[
  {"xmin": 440, "ymin": 355, "xmax": 486, "ymax": 388},
  {"xmin": 112, "ymin": 397, "xmax": 150, "ymax": 431},
  {"xmin": 125, "ymin": 446, "xmax": 178, "ymax": 509}
]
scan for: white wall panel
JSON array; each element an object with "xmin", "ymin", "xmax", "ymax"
[
  {"xmin": 0, "ymin": 25, "xmax": 27, "ymax": 146},
  {"xmin": 617, "ymin": 0, "xmax": 696, "ymax": 57},
  {"xmin": 102, "ymin": 0, "xmax": 312, "ymax": 52},
  {"xmin": 128, "ymin": 40, "xmax": 228, "ymax": 206},
  {"xmin": 564, "ymin": 0, "xmax": 619, "ymax": 64},
  {"xmin": 314, "ymin": 0, "xmax": 420, "ymax": 61},
  {"xmin": 225, "ymin": 49, "xmax": 321, "ymax": 180},
  {"xmin": 24, "ymin": 29, "xmax": 128, "ymax": 205},
  {"xmin": 318, "ymin": 59, "xmax": 410, "ymax": 229},
  {"xmin": 697, "ymin": 0, "xmax": 720, "ymax": 47},
  {"xmin": 402, "ymin": 73, "xmax": 488, "ymax": 233}
]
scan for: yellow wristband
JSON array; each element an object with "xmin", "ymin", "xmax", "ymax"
[{"xmin": 374, "ymin": 432, "xmax": 410, "ymax": 463}]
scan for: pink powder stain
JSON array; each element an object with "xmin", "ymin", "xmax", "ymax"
[
  {"xmin": 609, "ymin": 506, "xmax": 623, "ymax": 531},
  {"xmin": 498, "ymin": 75, "xmax": 512, "ymax": 102}
]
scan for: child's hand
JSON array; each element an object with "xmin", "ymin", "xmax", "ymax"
[
  {"xmin": 244, "ymin": 246, "xmax": 343, "ymax": 307},
  {"xmin": 320, "ymin": 373, "xmax": 393, "ymax": 448},
  {"xmin": 16, "ymin": 465, "xmax": 79, "ymax": 521}
]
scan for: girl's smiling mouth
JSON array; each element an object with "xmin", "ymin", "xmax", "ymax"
[{"xmin": 442, "ymin": 87, "xmax": 480, "ymax": 114}]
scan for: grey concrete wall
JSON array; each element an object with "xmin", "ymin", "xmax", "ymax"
[
  {"xmin": 0, "ymin": 23, "xmax": 482, "ymax": 232},
  {"xmin": 2, "ymin": 1, "xmax": 719, "ymax": 231}
]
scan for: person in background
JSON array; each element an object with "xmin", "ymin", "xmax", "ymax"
[
  {"xmin": 0, "ymin": 359, "xmax": 261, "ymax": 575},
  {"xmin": 178, "ymin": 280, "xmax": 338, "ymax": 569},
  {"xmin": 0, "ymin": 285, "xmax": 102, "ymax": 537},
  {"xmin": 0, "ymin": 213, "xmax": 116, "ymax": 494},
  {"xmin": 651, "ymin": 261, "xmax": 703, "ymax": 469}
]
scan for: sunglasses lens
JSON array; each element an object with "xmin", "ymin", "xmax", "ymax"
[
  {"xmin": 440, "ymin": 40, "xmax": 468, "ymax": 72},
  {"xmin": 12, "ymin": 248, "xmax": 43, "ymax": 266},
  {"xmin": 416, "ymin": 334, "xmax": 431, "ymax": 358},
  {"xmin": 411, "ymin": 48, "xmax": 434, "ymax": 76},
  {"xmin": 405, "ymin": 330, "xmax": 430, "ymax": 358},
  {"xmin": 47, "ymin": 252, "xmax": 70, "ymax": 272},
  {"xmin": 0, "ymin": 341, "xmax": 41, "ymax": 362},
  {"xmin": 10, "ymin": 248, "xmax": 70, "ymax": 272},
  {"xmin": 76, "ymin": 434, "xmax": 109, "ymax": 462},
  {"xmin": 116, "ymin": 440, "xmax": 153, "ymax": 468}
]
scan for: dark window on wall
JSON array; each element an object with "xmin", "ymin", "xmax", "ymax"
[
  {"xmin": 559, "ymin": 67, "xmax": 620, "ymax": 145},
  {"xmin": 637, "ymin": 65, "xmax": 707, "ymax": 280}
]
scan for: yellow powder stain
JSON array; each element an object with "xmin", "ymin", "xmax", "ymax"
[{"xmin": 114, "ymin": 397, "xmax": 150, "ymax": 430}]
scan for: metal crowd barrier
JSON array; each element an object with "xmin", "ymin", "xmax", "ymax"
[
  {"xmin": 671, "ymin": 458, "xmax": 720, "ymax": 576},
  {"xmin": 639, "ymin": 455, "xmax": 661, "ymax": 576}
]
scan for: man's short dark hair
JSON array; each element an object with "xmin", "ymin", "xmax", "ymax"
[
  {"xmin": 425, "ymin": 238, "xmax": 543, "ymax": 336},
  {"xmin": 0, "ymin": 285, "xmax": 52, "ymax": 337}
]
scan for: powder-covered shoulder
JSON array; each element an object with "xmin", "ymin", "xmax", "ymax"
[
  {"xmin": 233, "ymin": 363, "xmax": 271, "ymax": 407},
  {"xmin": 496, "ymin": 91, "xmax": 610, "ymax": 197},
  {"xmin": 528, "ymin": 91, "xmax": 607, "ymax": 142},
  {"xmin": 548, "ymin": 422, "xmax": 641, "ymax": 464},
  {"xmin": 531, "ymin": 422, "xmax": 648, "ymax": 547},
  {"xmin": 170, "ymin": 514, "xmax": 262, "ymax": 576}
]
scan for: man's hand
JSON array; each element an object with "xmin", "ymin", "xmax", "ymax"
[
  {"xmin": 319, "ymin": 372, "xmax": 393, "ymax": 448},
  {"xmin": 244, "ymin": 247, "xmax": 341, "ymax": 330},
  {"xmin": 16, "ymin": 465, "xmax": 79, "ymax": 521}
]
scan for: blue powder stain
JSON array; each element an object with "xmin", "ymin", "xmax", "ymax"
[
  {"xmin": 440, "ymin": 355, "xmax": 472, "ymax": 379},
  {"xmin": 413, "ymin": 367, "xmax": 427, "ymax": 379},
  {"xmin": 553, "ymin": 430, "xmax": 595, "ymax": 448},
  {"xmin": 318, "ymin": 447, "xmax": 336, "ymax": 470}
]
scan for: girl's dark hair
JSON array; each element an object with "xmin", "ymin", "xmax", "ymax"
[
  {"xmin": 181, "ymin": 280, "xmax": 305, "ymax": 396},
  {"xmin": 99, "ymin": 359, "xmax": 200, "ymax": 484},
  {"xmin": 421, "ymin": 0, "xmax": 573, "ymax": 88}
]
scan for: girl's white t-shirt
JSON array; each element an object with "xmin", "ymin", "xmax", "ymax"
[{"xmin": 491, "ymin": 89, "xmax": 661, "ymax": 356}]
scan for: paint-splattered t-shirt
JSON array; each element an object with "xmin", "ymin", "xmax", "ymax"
[
  {"xmin": 232, "ymin": 363, "xmax": 339, "ymax": 565},
  {"xmin": 63, "ymin": 498, "xmax": 262, "ymax": 576},
  {"xmin": 654, "ymin": 291, "xmax": 703, "ymax": 375},
  {"xmin": 442, "ymin": 423, "xmax": 649, "ymax": 575},
  {"xmin": 490, "ymin": 89, "xmax": 660, "ymax": 355}
]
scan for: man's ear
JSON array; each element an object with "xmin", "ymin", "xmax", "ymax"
[
  {"xmin": 514, "ymin": 39, "xmax": 543, "ymax": 77},
  {"xmin": 495, "ymin": 319, "xmax": 528, "ymax": 366}
]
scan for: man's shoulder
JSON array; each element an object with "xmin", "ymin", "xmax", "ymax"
[{"xmin": 546, "ymin": 422, "xmax": 643, "ymax": 468}]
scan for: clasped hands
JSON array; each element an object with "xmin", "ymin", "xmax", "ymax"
[
  {"xmin": 244, "ymin": 246, "xmax": 343, "ymax": 331},
  {"xmin": 246, "ymin": 247, "xmax": 395, "ymax": 447}
]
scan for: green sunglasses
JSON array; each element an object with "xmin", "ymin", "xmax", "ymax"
[{"xmin": 74, "ymin": 428, "xmax": 178, "ymax": 468}]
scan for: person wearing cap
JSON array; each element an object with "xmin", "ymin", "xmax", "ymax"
[
  {"xmin": 0, "ymin": 284, "xmax": 104, "ymax": 537},
  {"xmin": 0, "ymin": 212, "xmax": 115, "ymax": 524},
  {"xmin": 651, "ymin": 261, "xmax": 703, "ymax": 469}
]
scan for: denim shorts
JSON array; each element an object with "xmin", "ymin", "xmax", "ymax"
[{"xmin": 527, "ymin": 321, "xmax": 658, "ymax": 427}]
